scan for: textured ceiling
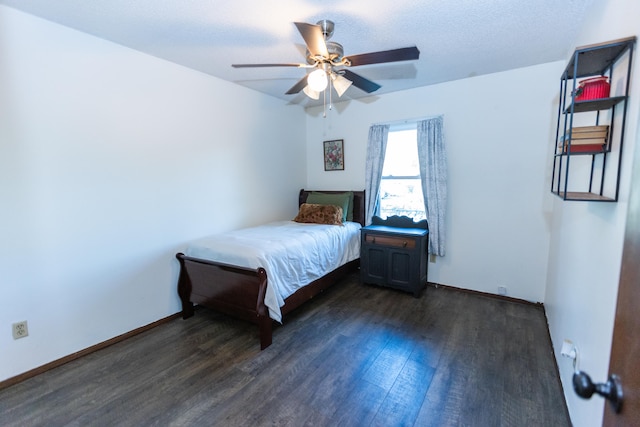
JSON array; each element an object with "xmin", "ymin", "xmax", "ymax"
[{"xmin": 1, "ymin": 0, "xmax": 595, "ymax": 107}]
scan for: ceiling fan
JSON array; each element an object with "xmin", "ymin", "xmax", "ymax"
[{"xmin": 231, "ymin": 20, "xmax": 420, "ymax": 101}]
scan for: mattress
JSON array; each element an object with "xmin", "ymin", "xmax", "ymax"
[{"xmin": 185, "ymin": 220, "xmax": 361, "ymax": 322}]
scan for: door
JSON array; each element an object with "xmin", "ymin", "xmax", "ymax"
[
  {"xmin": 363, "ymin": 245, "xmax": 387, "ymax": 284},
  {"xmin": 603, "ymin": 142, "xmax": 640, "ymax": 425},
  {"xmin": 388, "ymin": 248, "xmax": 412, "ymax": 288}
]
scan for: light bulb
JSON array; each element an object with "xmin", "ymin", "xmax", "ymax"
[{"xmin": 307, "ymin": 68, "xmax": 328, "ymax": 92}]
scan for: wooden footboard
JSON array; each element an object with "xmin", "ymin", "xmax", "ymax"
[{"xmin": 176, "ymin": 253, "xmax": 272, "ymax": 349}]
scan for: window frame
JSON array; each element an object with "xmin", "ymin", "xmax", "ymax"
[{"xmin": 378, "ymin": 125, "xmax": 426, "ymax": 221}]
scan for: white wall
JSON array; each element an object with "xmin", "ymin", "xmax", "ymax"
[
  {"xmin": 545, "ymin": 0, "xmax": 640, "ymax": 425},
  {"xmin": 4, "ymin": 5, "xmax": 637, "ymax": 425},
  {"xmin": 305, "ymin": 62, "xmax": 562, "ymax": 303},
  {"xmin": 0, "ymin": 6, "xmax": 307, "ymax": 382}
]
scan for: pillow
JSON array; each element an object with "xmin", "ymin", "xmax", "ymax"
[
  {"xmin": 293, "ymin": 203, "xmax": 343, "ymax": 225},
  {"xmin": 307, "ymin": 191, "xmax": 354, "ymax": 222}
]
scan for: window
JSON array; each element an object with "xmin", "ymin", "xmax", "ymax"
[{"xmin": 379, "ymin": 127, "xmax": 426, "ymax": 221}]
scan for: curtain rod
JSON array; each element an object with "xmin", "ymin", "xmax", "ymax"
[{"xmin": 371, "ymin": 114, "xmax": 443, "ymax": 128}]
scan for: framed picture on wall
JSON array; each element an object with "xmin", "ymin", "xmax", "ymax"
[{"xmin": 323, "ymin": 139, "xmax": 344, "ymax": 171}]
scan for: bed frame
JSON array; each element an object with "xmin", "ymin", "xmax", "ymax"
[{"xmin": 175, "ymin": 189, "xmax": 365, "ymax": 350}]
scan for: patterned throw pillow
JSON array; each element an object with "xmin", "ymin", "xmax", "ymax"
[{"xmin": 293, "ymin": 203, "xmax": 344, "ymax": 225}]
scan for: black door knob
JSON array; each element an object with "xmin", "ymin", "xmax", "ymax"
[{"xmin": 572, "ymin": 371, "xmax": 623, "ymax": 413}]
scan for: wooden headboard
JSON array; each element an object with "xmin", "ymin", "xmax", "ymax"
[{"xmin": 299, "ymin": 189, "xmax": 366, "ymax": 226}]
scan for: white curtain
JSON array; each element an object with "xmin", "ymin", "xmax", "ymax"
[
  {"xmin": 417, "ymin": 116, "xmax": 447, "ymax": 256},
  {"xmin": 364, "ymin": 124, "xmax": 389, "ymax": 225}
]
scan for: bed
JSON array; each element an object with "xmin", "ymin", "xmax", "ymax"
[{"xmin": 175, "ymin": 189, "xmax": 365, "ymax": 349}]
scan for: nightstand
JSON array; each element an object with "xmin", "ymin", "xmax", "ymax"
[{"xmin": 360, "ymin": 215, "xmax": 429, "ymax": 297}]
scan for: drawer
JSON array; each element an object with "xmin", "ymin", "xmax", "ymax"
[{"xmin": 365, "ymin": 233, "xmax": 416, "ymax": 249}]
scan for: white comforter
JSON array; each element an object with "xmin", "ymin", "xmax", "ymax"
[{"xmin": 185, "ymin": 220, "xmax": 361, "ymax": 322}]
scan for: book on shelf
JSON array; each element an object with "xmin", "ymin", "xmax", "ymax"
[
  {"xmin": 571, "ymin": 125, "xmax": 609, "ymax": 133},
  {"xmin": 563, "ymin": 137, "xmax": 607, "ymax": 145},
  {"xmin": 571, "ymin": 130, "xmax": 609, "ymax": 139},
  {"xmin": 563, "ymin": 125, "xmax": 609, "ymax": 140},
  {"xmin": 558, "ymin": 143, "xmax": 605, "ymax": 153}
]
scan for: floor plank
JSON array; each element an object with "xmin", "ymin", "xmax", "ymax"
[{"xmin": 0, "ymin": 273, "xmax": 570, "ymax": 426}]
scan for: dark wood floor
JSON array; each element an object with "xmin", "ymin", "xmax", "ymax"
[{"xmin": 1, "ymin": 273, "xmax": 570, "ymax": 426}]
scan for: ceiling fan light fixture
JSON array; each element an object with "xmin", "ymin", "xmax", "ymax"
[
  {"xmin": 233, "ymin": 19, "xmax": 421, "ymax": 107},
  {"xmin": 331, "ymin": 73, "xmax": 352, "ymax": 97},
  {"xmin": 307, "ymin": 68, "xmax": 328, "ymax": 92},
  {"xmin": 303, "ymin": 85, "xmax": 320, "ymax": 100}
]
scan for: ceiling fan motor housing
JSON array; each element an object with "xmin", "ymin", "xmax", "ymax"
[
  {"xmin": 326, "ymin": 42, "xmax": 344, "ymax": 60},
  {"xmin": 307, "ymin": 41, "xmax": 344, "ymax": 65}
]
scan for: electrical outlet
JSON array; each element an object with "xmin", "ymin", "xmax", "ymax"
[
  {"xmin": 12, "ymin": 321, "xmax": 29, "ymax": 339},
  {"xmin": 561, "ymin": 339, "xmax": 577, "ymax": 359}
]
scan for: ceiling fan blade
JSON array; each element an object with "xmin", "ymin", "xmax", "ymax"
[
  {"xmin": 294, "ymin": 22, "xmax": 329, "ymax": 58},
  {"xmin": 340, "ymin": 69, "xmax": 381, "ymax": 93},
  {"xmin": 232, "ymin": 63, "xmax": 303, "ymax": 68},
  {"xmin": 285, "ymin": 75, "xmax": 309, "ymax": 95},
  {"xmin": 345, "ymin": 46, "xmax": 420, "ymax": 67}
]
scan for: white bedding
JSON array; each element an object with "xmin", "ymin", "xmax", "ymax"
[{"xmin": 185, "ymin": 220, "xmax": 361, "ymax": 323}]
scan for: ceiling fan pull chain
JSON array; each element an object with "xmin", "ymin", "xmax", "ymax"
[{"xmin": 323, "ymin": 87, "xmax": 327, "ymax": 118}]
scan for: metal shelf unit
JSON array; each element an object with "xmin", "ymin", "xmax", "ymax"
[{"xmin": 551, "ymin": 37, "xmax": 636, "ymax": 202}]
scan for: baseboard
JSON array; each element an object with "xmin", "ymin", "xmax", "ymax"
[
  {"xmin": 0, "ymin": 312, "xmax": 181, "ymax": 391},
  {"xmin": 427, "ymin": 281, "xmax": 544, "ymax": 308},
  {"xmin": 541, "ymin": 309, "xmax": 573, "ymax": 423}
]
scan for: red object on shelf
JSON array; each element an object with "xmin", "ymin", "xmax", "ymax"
[
  {"xmin": 575, "ymin": 76, "xmax": 610, "ymax": 100},
  {"xmin": 564, "ymin": 143, "xmax": 605, "ymax": 153}
]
